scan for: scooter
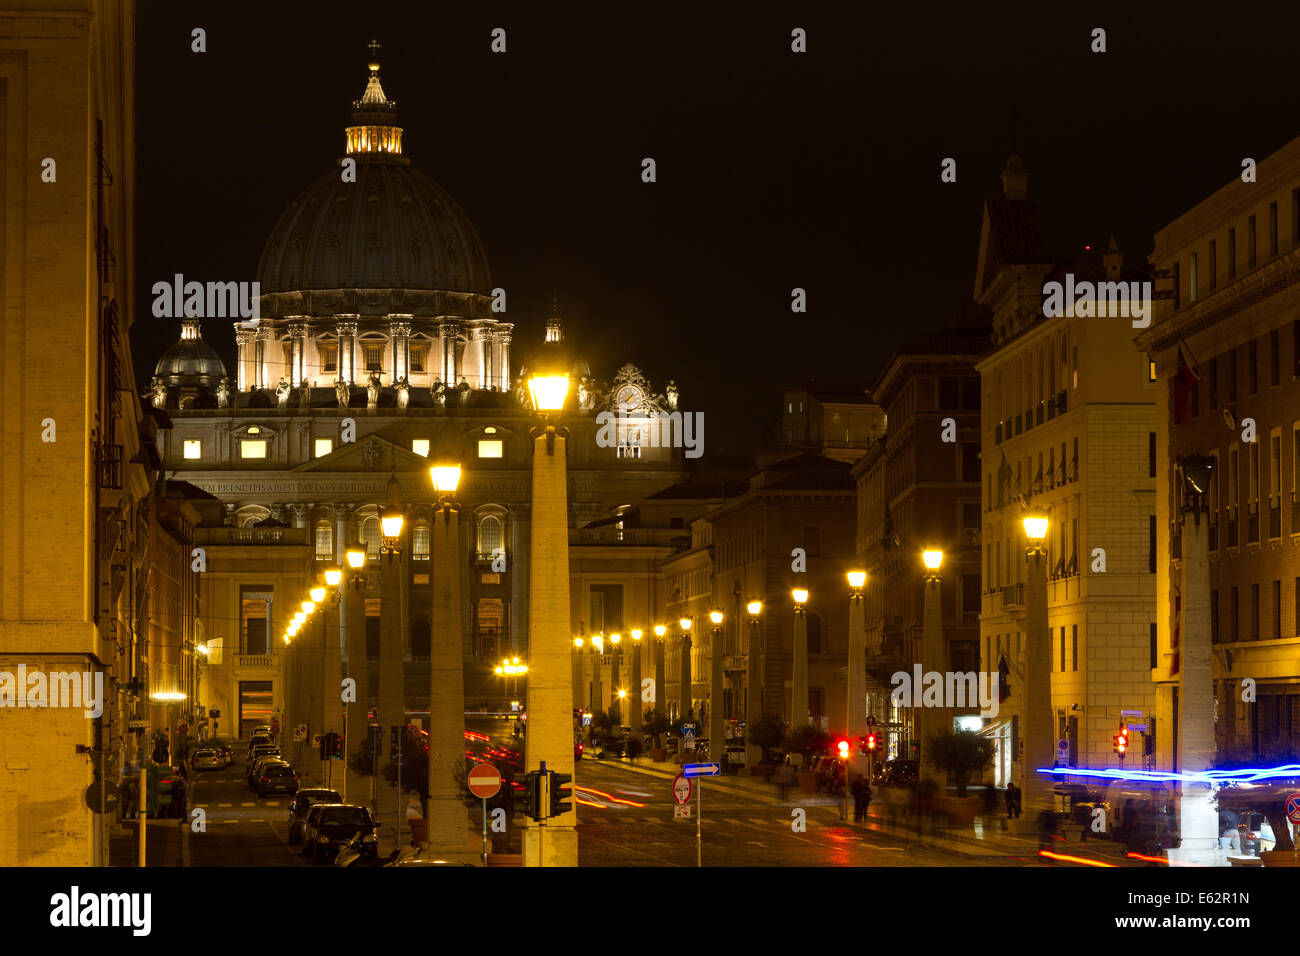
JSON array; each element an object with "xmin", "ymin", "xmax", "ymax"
[{"xmin": 333, "ymin": 830, "xmax": 383, "ymax": 867}]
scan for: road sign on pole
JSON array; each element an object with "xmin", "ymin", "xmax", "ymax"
[
  {"xmin": 1285, "ymin": 793, "xmax": 1300, "ymax": 824},
  {"xmin": 672, "ymin": 772, "xmax": 692, "ymax": 805},
  {"xmin": 468, "ymin": 763, "xmax": 503, "ymax": 799},
  {"xmin": 683, "ymin": 762, "xmax": 720, "ymax": 778}
]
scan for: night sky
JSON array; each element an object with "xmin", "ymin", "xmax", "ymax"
[{"xmin": 133, "ymin": 1, "xmax": 1300, "ymax": 454}]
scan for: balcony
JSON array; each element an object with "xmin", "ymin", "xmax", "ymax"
[
  {"xmin": 196, "ymin": 527, "xmax": 308, "ymax": 545},
  {"xmin": 1000, "ymin": 583, "xmax": 1026, "ymax": 610},
  {"xmin": 101, "ymin": 443, "xmax": 123, "ymax": 490}
]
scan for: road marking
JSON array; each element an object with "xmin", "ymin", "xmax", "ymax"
[
  {"xmin": 218, "ymin": 803, "xmax": 232, "ymax": 808},
  {"xmin": 250, "ymin": 819, "xmax": 265, "ymax": 823},
  {"xmin": 745, "ymin": 841, "xmax": 768, "ymax": 847},
  {"xmin": 723, "ymin": 818, "xmax": 742, "ymax": 825},
  {"xmin": 241, "ymin": 802, "xmax": 256, "ymax": 807},
  {"xmin": 748, "ymin": 818, "xmax": 768, "ymax": 825}
]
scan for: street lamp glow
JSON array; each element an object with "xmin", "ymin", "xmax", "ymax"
[
  {"xmin": 324, "ymin": 568, "xmax": 342, "ymax": 587},
  {"xmin": 574, "ymin": 637, "xmax": 584, "ymax": 648},
  {"xmin": 922, "ymin": 550, "xmax": 943, "ymax": 570},
  {"xmin": 630, "ymin": 629, "xmax": 642, "ymax": 641},
  {"xmin": 528, "ymin": 374, "xmax": 570, "ymax": 412},
  {"xmin": 301, "ymin": 600, "xmax": 315, "ymax": 615},
  {"xmin": 430, "ymin": 464, "xmax": 462, "ymax": 494},
  {"xmin": 709, "ymin": 609, "xmax": 723, "ymax": 626},
  {"xmin": 310, "ymin": 586, "xmax": 326, "ymax": 603},
  {"xmin": 617, "ymin": 689, "xmax": 627, "ymax": 700},
  {"xmin": 610, "ymin": 633, "xmax": 620, "ymax": 644},
  {"xmin": 653, "ymin": 625, "xmax": 666, "ymax": 637},
  {"xmin": 346, "ymin": 548, "xmax": 366, "ymax": 569},
  {"xmin": 1023, "ymin": 514, "xmax": 1049, "ymax": 541},
  {"xmin": 380, "ymin": 507, "xmax": 404, "ymax": 539},
  {"xmin": 847, "ymin": 570, "xmax": 866, "ymax": 590},
  {"xmin": 495, "ymin": 666, "xmax": 504, "ymax": 675},
  {"xmin": 592, "ymin": 635, "xmax": 604, "ymax": 651},
  {"xmin": 791, "ymin": 588, "xmax": 808, "ymax": 606},
  {"xmin": 679, "ymin": 617, "xmax": 692, "ymax": 631},
  {"xmin": 292, "ymin": 612, "xmax": 305, "ymax": 625},
  {"xmin": 747, "ymin": 600, "xmax": 762, "ymax": 616}
]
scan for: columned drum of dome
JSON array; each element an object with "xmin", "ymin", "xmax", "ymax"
[{"xmin": 243, "ymin": 49, "xmax": 510, "ymax": 399}]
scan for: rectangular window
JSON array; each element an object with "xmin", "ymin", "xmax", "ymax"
[
  {"xmin": 409, "ymin": 347, "xmax": 425, "ymax": 373},
  {"xmin": 961, "ymin": 443, "xmax": 980, "ymax": 482},
  {"xmin": 1072, "ymin": 624, "xmax": 1078, "ymax": 672},
  {"xmin": 1209, "ymin": 357, "xmax": 1219, "ymax": 409},
  {"xmin": 1251, "ymin": 583, "xmax": 1260, "ymax": 640},
  {"xmin": 1249, "ymin": 340, "xmax": 1258, "ymax": 394},
  {"xmin": 1211, "ymin": 590, "xmax": 1220, "ymax": 644},
  {"xmin": 1227, "ymin": 348, "xmax": 1238, "ymax": 401},
  {"xmin": 411, "ymin": 439, "xmax": 430, "ymax": 457},
  {"xmin": 314, "ymin": 438, "xmax": 333, "ymax": 458},
  {"xmin": 1060, "ymin": 626, "xmax": 1066, "ymax": 672},
  {"xmin": 1150, "ymin": 623, "xmax": 1157, "ymax": 669},
  {"xmin": 1271, "ymin": 329, "xmax": 1281, "ymax": 386},
  {"xmin": 1249, "ymin": 442, "xmax": 1260, "ymax": 504},
  {"xmin": 240, "ymin": 439, "xmax": 267, "ymax": 459},
  {"xmin": 1269, "ymin": 201, "xmax": 1278, "ymax": 258},
  {"xmin": 1208, "ymin": 240, "xmax": 1217, "ymax": 290},
  {"xmin": 1231, "ymin": 587, "xmax": 1239, "ymax": 641},
  {"xmin": 803, "ymin": 526, "xmax": 821, "ymax": 557},
  {"xmin": 320, "ymin": 344, "xmax": 337, "ymax": 372},
  {"xmin": 478, "ymin": 440, "xmax": 503, "ymax": 458},
  {"xmin": 1189, "ymin": 252, "xmax": 1198, "ymax": 302},
  {"xmin": 1072, "ymin": 346, "xmax": 1079, "ymax": 389},
  {"xmin": 1248, "ymin": 214, "xmax": 1257, "ymax": 269},
  {"xmin": 315, "ymin": 523, "xmax": 333, "ymax": 558},
  {"xmin": 1148, "ymin": 515, "xmax": 1156, "ymax": 573},
  {"xmin": 961, "ymin": 574, "xmax": 981, "ymax": 617},
  {"xmin": 1228, "ymin": 227, "xmax": 1237, "ymax": 279},
  {"xmin": 183, "ymin": 439, "xmax": 202, "ymax": 459},
  {"xmin": 1149, "ymin": 433, "xmax": 1157, "ymax": 477},
  {"xmin": 1273, "ymin": 580, "xmax": 1281, "ymax": 639},
  {"xmin": 365, "ymin": 345, "xmax": 382, "ymax": 371},
  {"xmin": 1270, "ymin": 428, "xmax": 1282, "ymax": 503}
]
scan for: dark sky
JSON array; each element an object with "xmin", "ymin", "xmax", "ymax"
[{"xmin": 134, "ymin": 1, "xmax": 1300, "ymax": 454}]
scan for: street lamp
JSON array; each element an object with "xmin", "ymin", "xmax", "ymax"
[
  {"xmin": 678, "ymin": 616, "xmax": 693, "ymax": 726},
  {"xmin": 918, "ymin": 550, "xmax": 943, "ymax": 785},
  {"xmin": 651, "ymin": 625, "xmax": 666, "ymax": 719},
  {"xmin": 791, "ymin": 588, "xmax": 809, "ymax": 729},
  {"xmin": 309, "ymin": 586, "xmax": 326, "ymax": 604},
  {"xmin": 346, "ymin": 548, "xmax": 366, "ymax": 569},
  {"xmin": 523, "ymin": 348, "xmax": 577, "ymax": 867},
  {"xmin": 745, "ymin": 600, "xmax": 763, "ymax": 769},
  {"xmin": 427, "ymin": 456, "xmax": 467, "ymax": 857},
  {"xmin": 379, "ymin": 473, "xmax": 405, "ymax": 557},
  {"xmin": 628, "ymin": 629, "xmax": 643, "ymax": 735},
  {"xmin": 343, "ymin": 547, "xmax": 368, "ymax": 805},
  {"xmin": 324, "ymin": 567, "xmax": 342, "ymax": 587},
  {"xmin": 708, "ymin": 608, "xmax": 725, "ymax": 765},
  {"xmin": 1020, "ymin": 509, "xmax": 1052, "ymax": 820},
  {"xmin": 846, "ymin": 571, "xmax": 868, "ymax": 788}
]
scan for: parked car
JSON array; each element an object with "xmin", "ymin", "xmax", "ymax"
[
  {"xmin": 288, "ymin": 789, "xmax": 342, "ymax": 845},
  {"xmin": 248, "ymin": 752, "xmax": 285, "ymax": 785},
  {"xmin": 875, "ymin": 759, "xmax": 920, "ymax": 787},
  {"xmin": 255, "ymin": 760, "xmax": 299, "ymax": 798},
  {"xmin": 212, "ymin": 743, "xmax": 233, "ymax": 768},
  {"xmin": 251, "ymin": 725, "xmax": 273, "ymax": 738},
  {"xmin": 383, "ymin": 845, "xmax": 475, "ymax": 867},
  {"xmin": 190, "ymin": 748, "xmax": 222, "ymax": 771},
  {"xmin": 301, "ymin": 804, "xmax": 376, "ymax": 864},
  {"xmin": 246, "ymin": 745, "xmax": 280, "ymax": 775},
  {"xmin": 249, "ymin": 733, "xmax": 274, "ymax": 751}
]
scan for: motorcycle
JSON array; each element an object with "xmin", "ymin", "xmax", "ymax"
[{"xmin": 333, "ymin": 830, "xmax": 383, "ymax": 868}]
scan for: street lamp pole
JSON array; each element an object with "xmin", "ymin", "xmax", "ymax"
[
  {"xmin": 791, "ymin": 590, "xmax": 809, "ymax": 730},
  {"xmin": 1021, "ymin": 516, "xmax": 1054, "ymax": 819},
  {"xmin": 344, "ymin": 548, "xmax": 367, "ymax": 805},
  {"xmin": 591, "ymin": 635, "xmax": 604, "ymax": 721},
  {"xmin": 744, "ymin": 602, "xmax": 763, "ymax": 770},
  {"xmin": 521, "ymin": 367, "xmax": 577, "ymax": 867},
  {"xmin": 377, "ymin": 475, "xmax": 406, "ymax": 833},
  {"xmin": 427, "ymin": 463, "xmax": 466, "ymax": 857},
  {"xmin": 609, "ymin": 633, "xmax": 622, "ymax": 726},
  {"xmin": 677, "ymin": 617, "xmax": 693, "ymax": 728},
  {"xmin": 846, "ymin": 572, "xmax": 867, "ymax": 788},
  {"xmin": 652, "ymin": 625, "xmax": 666, "ymax": 720},
  {"xmin": 920, "ymin": 550, "xmax": 943, "ymax": 786},
  {"xmin": 709, "ymin": 610, "xmax": 725, "ymax": 765},
  {"xmin": 629, "ymin": 630, "xmax": 643, "ymax": 740}
]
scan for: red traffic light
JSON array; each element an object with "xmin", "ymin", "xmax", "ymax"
[
  {"xmin": 1113, "ymin": 724, "xmax": 1129, "ymax": 755},
  {"xmin": 836, "ymin": 740, "xmax": 850, "ymax": 760}
]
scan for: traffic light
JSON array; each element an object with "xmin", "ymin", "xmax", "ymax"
[
  {"xmin": 836, "ymin": 740, "xmax": 850, "ymax": 761},
  {"xmin": 865, "ymin": 733, "xmax": 879, "ymax": 753},
  {"xmin": 1113, "ymin": 724, "xmax": 1129, "ymax": 757},
  {"xmin": 332, "ymin": 732, "xmax": 344, "ymax": 758},
  {"xmin": 515, "ymin": 770, "xmax": 541, "ymax": 820},
  {"xmin": 549, "ymin": 771, "xmax": 573, "ymax": 816}
]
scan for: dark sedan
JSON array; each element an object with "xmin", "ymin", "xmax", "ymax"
[{"xmin": 301, "ymin": 804, "xmax": 376, "ymax": 864}]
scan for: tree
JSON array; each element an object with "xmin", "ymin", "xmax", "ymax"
[
  {"xmin": 926, "ymin": 730, "xmax": 994, "ymax": 798},
  {"xmin": 747, "ymin": 713, "xmax": 785, "ymax": 765},
  {"xmin": 642, "ymin": 708, "xmax": 671, "ymax": 749},
  {"xmin": 785, "ymin": 724, "xmax": 832, "ymax": 769}
]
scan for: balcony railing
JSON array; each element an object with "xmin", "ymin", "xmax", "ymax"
[
  {"xmin": 236, "ymin": 654, "xmax": 279, "ymax": 668},
  {"xmin": 570, "ymin": 528, "xmax": 685, "ymax": 546},
  {"xmin": 195, "ymin": 527, "xmax": 308, "ymax": 545},
  {"xmin": 1000, "ymin": 583, "xmax": 1026, "ymax": 610}
]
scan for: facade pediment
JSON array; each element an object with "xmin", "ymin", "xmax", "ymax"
[{"xmin": 292, "ymin": 433, "xmax": 429, "ymax": 473}]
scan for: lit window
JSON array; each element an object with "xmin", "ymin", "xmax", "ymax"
[
  {"xmin": 247, "ymin": 426, "xmax": 260, "ymax": 435},
  {"xmin": 412, "ymin": 439, "xmax": 430, "ymax": 457},
  {"xmin": 314, "ymin": 438, "xmax": 333, "ymax": 458},
  {"xmin": 315, "ymin": 521, "xmax": 333, "ymax": 558},
  {"xmin": 365, "ymin": 345, "xmax": 382, "ymax": 371},
  {"xmin": 412, "ymin": 522, "xmax": 430, "ymax": 561},
  {"xmin": 183, "ymin": 440, "xmax": 202, "ymax": 459},
  {"xmin": 1148, "ymin": 360, "xmax": 1157, "ymax": 382},
  {"xmin": 410, "ymin": 347, "xmax": 425, "ymax": 372},
  {"xmin": 320, "ymin": 344, "xmax": 337, "ymax": 372},
  {"xmin": 478, "ymin": 515, "xmax": 503, "ymax": 556},
  {"xmin": 362, "ymin": 516, "xmax": 382, "ymax": 558},
  {"xmin": 240, "ymin": 440, "xmax": 267, "ymax": 459},
  {"xmin": 484, "ymin": 426, "xmax": 497, "ymax": 434},
  {"xmin": 478, "ymin": 440, "xmax": 503, "ymax": 458}
]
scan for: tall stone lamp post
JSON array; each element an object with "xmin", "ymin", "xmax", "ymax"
[
  {"xmin": 609, "ymin": 633, "xmax": 622, "ymax": 726},
  {"xmin": 846, "ymin": 571, "xmax": 867, "ymax": 786},
  {"xmin": 744, "ymin": 601, "xmax": 763, "ymax": 770},
  {"xmin": 677, "ymin": 617, "xmax": 692, "ymax": 726},
  {"xmin": 426, "ymin": 462, "xmax": 467, "ymax": 858},
  {"xmin": 1168, "ymin": 456, "xmax": 1223, "ymax": 866},
  {"xmin": 343, "ymin": 548, "xmax": 367, "ymax": 805},
  {"xmin": 1021, "ymin": 515, "xmax": 1054, "ymax": 818},
  {"xmin": 792, "ymin": 589, "xmax": 809, "ymax": 731},
  {"xmin": 377, "ymin": 475, "xmax": 405, "ymax": 823},
  {"xmin": 919, "ymin": 551, "xmax": 944, "ymax": 787},
  {"xmin": 522, "ymin": 361, "xmax": 577, "ymax": 867},
  {"xmin": 653, "ymin": 624, "xmax": 667, "ymax": 724},
  {"xmin": 629, "ymin": 630, "xmax": 643, "ymax": 739},
  {"xmin": 708, "ymin": 609, "xmax": 725, "ymax": 765}
]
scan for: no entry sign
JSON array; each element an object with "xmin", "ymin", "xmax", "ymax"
[
  {"xmin": 468, "ymin": 763, "xmax": 503, "ymax": 800},
  {"xmin": 672, "ymin": 772, "xmax": 692, "ymax": 805}
]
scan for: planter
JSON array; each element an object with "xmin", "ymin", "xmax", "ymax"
[
  {"xmin": 798, "ymin": 771, "xmax": 820, "ymax": 793},
  {"xmin": 750, "ymin": 765, "xmax": 773, "ymax": 782},
  {"xmin": 945, "ymin": 797, "xmax": 977, "ymax": 826},
  {"xmin": 1258, "ymin": 850, "xmax": 1299, "ymax": 867},
  {"xmin": 408, "ymin": 818, "xmax": 427, "ymax": 844},
  {"xmin": 650, "ymin": 748, "xmax": 667, "ymax": 762}
]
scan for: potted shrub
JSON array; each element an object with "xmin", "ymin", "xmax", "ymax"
[
  {"xmin": 642, "ymin": 709, "xmax": 671, "ymax": 762},
  {"xmin": 786, "ymin": 725, "xmax": 832, "ymax": 792},
  {"xmin": 926, "ymin": 730, "xmax": 994, "ymax": 823},
  {"xmin": 747, "ymin": 713, "xmax": 785, "ymax": 781}
]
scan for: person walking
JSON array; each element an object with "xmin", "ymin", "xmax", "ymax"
[
  {"xmin": 1005, "ymin": 781, "xmax": 1022, "ymax": 819},
  {"xmin": 851, "ymin": 774, "xmax": 872, "ymax": 823},
  {"xmin": 775, "ymin": 758, "xmax": 795, "ymax": 801}
]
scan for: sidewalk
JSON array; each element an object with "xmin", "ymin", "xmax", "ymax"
[{"xmin": 589, "ymin": 756, "xmax": 1136, "ymax": 864}]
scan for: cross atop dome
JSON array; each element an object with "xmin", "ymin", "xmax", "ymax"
[{"xmin": 347, "ymin": 40, "xmax": 403, "ymax": 156}]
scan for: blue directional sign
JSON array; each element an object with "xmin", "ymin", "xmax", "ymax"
[{"xmin": 683, "ymin": 762, "xmax": 721, "ymax": 778}]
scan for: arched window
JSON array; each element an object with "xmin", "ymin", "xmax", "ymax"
[
  {"xmin": 478, "ymin": 514, "xmax": 503, "ymax": 557},
  {"xmin": 315, "ymin": 520, "xmax": 333, "ymax": 559},
  {"xmin": 412, "ymin": 521, "xmax": 430, "ymax": 561},
  {"xmin": 411, "ymin": 619, "xmax": 431, "ymax": 660},
  {"xmin": 362, "ymin": 515, "xmax": 382, "ymax": 558}
]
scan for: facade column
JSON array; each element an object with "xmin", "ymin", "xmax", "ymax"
[
  {"xmin": 654, "ymin": 637, "xmax": 666, "ymax": 722},
  {"xmin": 336, "ymin": 320, "xmax": 358, "ymax": 385},
  {"xmin": 389, "ymin": 318, "xmax": 411, "ymax": 382},
  {"xmin": 497, "ymin": 328, "xmax": 512, "ymax": 391},
  {"xmin": 287, "ymin": 322, "xmax": 306, "ymax": 387},
  {"xmin": 678, "ymin": 627, "xmax": 692, "ymax": 724},
  {"xmin": 255, "ymin": 327, "xmax": 271, "ymax": 389},
  {"xmin": 344, "ymin": 562, "xmax": 369, "ymax": 806},
  {"xmin": 481, "ymin": 329, "xmax": 493, "ymax": 389},
  {"xmin": 630, "ymin": 637, "xmax": 643, "ymax": 738},
  {"xmin": 792, "ymin": 604, "xmax": 808, "ymax": 729},
  {"xmin": 234, "ymin": 328, "xmax": 252, "ymax": 392}
]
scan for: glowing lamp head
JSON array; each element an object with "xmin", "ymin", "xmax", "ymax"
[
  {"xmin": 528, "ymin": 374, "xmax": 571, "ymax": 413},
  {"xmin": 617, "ymin": 689, "xmax": 627, "ymax": 700},
  {"xmin": 380, "ymin": 508, "xmax": 404, "ymax": 539},
  {"xmin": 324, "ymin": 568, "xmax": 342, "ymax": 587},
  {"xmin": 922, "ymin": 550, "xmax": 943, "ymax": 570},
  {"xmin": 709, "ymin": 609, "xmax": 724, "ymax": 626},
  {"xmin": 679, "ymin": 617, "xmax": 692, "ymax": 632},
  {"xmin": 746, "ymin": 600, "xmax": 762, "ymax": 616},
  {"xmin": 574, "ymin": 637, "xmax": 583, "ymax": 648},
  {"xmin": 495, "ymin": 666, "xmax": 504, "ymax": 675},
  {"xmin": 653, "ymin": 625, "xmax": 666, "ymax": 637},
  {"xmin": 631, "ymin": 629, "xmax": 642, "ymax": 641},
  {"xmin": 283, "ymin": 634, "xmax": 291, "ymax": 645},
  {"xmin": 430, "ymin": 464, "xmax": 461, "ymax": 494},
  {"xmin": 346, "ymin": 549, "xmax": 366, "ymax": 569},
  {"xmin": 592, "ymin": 635, "xmax": 604, "ymax": 651},
  {"xmin": 1022, "ymin": 514, "xmax": 1049, "ymax": 542},
  {"xmin": 310, "ymin": 586, "xmax": 326, "ymax": 603},
  {"xmin": 847, "ymin": 570, "xmax": 866, "ymax": 590},
  {"xmin": 292, "ymin": 612, "xmax": 305, "ymax": 626},
  {"xmin": 610, "ymin": 633, "xmax": 620, "ymax": 645},
  {"xmin": 791, "ymin": 588, "xmax": 808, "ymax": 606}
]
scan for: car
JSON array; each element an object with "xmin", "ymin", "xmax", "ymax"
[
  {"xmin": 875, "ymin": 759, "xmax": 920, "ymax": 787},
  {"xmin": 301, "ymin": 804, "xmax": 376, "ymax": 864},
  {"xmin": 574, "ymin": 739, "xmax": 583, "ymax": 760},
  {"xmin": 249, "ymin": 733, "xmax": 274, "ymax": 751},
  {"xmin": 251, "ymin": 725, "xmax": 273, "ymax": 737},
  {"xmin": 246, "ymin": 744, "xmax": 280, "ymax": 774},
  {"xmin": 248, "ymin": 751, "xmax": 285, "ymax": 785},
  {"xmin": 287, "ymin": 788, "xmax": 342, "ymax": 845},
  {"xmin": 383, "ymin": 845, "xmax": 474, "ymax": 867},
  {"xmin": 190, "ymin": 749, "xmax": 222, "ymax": 771},
  {"xmin": 255, "ymin": 760, "xmax": 299, "ymax": 797}
]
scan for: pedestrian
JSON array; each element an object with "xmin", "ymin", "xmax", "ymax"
[
  {"xmin": 120, "ymin": 772, "xmax": 137, "ymax": 821},
  {"xmin": 775, "ymin": 758, "xmax": 795, "ymax": 801},
  {"xmin": 173, "ymin": 773, "xmax": 188, "ymax": 823},
  {"xmin": 1005, "ymin": 782, "xmax": 1022, "ymax": 819},
  {"xmin": 851, "ymin": 775, "xmax": 872, "ymax": 823}
]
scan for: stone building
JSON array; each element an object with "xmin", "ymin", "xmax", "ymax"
[{"xmin": 1138, "ymin": 135, "xmax": 1300, "ymax": 768}]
